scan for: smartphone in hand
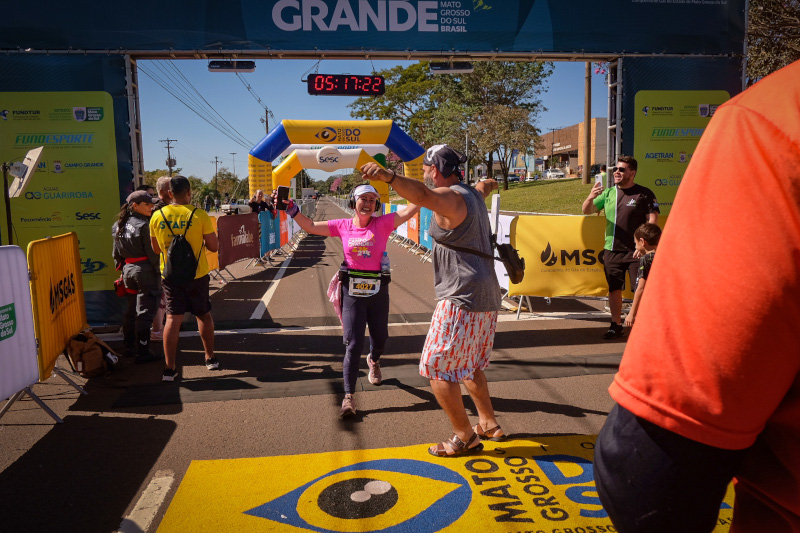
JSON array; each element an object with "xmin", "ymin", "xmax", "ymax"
[
  {"xmin": 594, "ymin": 174, "xmax": 605, "ymax": 188},
  {"xmin": 275, "ymin": 185, "xmax": 290, "ymax": 210}
]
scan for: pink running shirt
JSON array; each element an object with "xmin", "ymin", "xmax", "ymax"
[{"xmin": 327, "ymin": 214, "xmax": 395, "ymax": 271}]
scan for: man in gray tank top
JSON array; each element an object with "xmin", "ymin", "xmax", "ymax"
[{"xmin": 361, "ymin": 144, "xmax": 506, "ymax": 457}]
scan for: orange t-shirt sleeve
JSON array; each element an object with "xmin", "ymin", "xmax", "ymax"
[{"xmin": 610, "ymin": 76, "xmax": 800, "ymax": 450}]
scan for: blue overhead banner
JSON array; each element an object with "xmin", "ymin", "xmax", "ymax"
[{"xmin": 0, "ymin": 0, "xmax": 745, "ymax": 56}]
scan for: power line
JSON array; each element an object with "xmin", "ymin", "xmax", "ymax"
[{"xmin": 137, "ymin": 62, "xmax": 254, "ymax": 150}]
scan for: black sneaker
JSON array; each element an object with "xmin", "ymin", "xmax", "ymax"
[
  {"xmin": 602, "ymin": 323, "xmax": 625, "ymax": 340},
  {"xmin": 205, "ymin": 357, "xmax": 220, "ymax": 370},
  {"xmin": 162, "ymin": 368, "xmax": 178, "ymax": 382}
]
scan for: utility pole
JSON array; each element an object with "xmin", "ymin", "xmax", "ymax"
[
  {"xmin": 211, "ymin": 156, "xmax": 220, "ymax": 199},
  {"xmin": 583, "ymin": 62, "xmax": 592, "ymax": 184},
  {"xmin": 230, "ymin": 153, "xmax": 237, "ymax": 179},
  {"xmin": 160, "ymin": 138, "xmax": 177, "ymax": 176}
]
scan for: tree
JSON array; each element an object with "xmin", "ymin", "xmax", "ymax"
[
  {"xmin": 452, "ymin": 62, "xmax": 551, "ymax": 184},
  {"xmin": 348, "ymin": 62, "xmax": 439, "ymax": 143},
  {"xmin": 747, "ymin": 0, "xmax": 800, "ymax": 84}
]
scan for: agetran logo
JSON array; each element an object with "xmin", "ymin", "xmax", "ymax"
[
  {"xmin": 645, "ymin": 152, "xmax": 673, "ymax": 162},
  {"xmin": 81, "ymin": 258, "xmax": 107, "ymax": 274},
  {"xmin": 541, "ymin": 242, "xmax": 604, "ymax": 267}
]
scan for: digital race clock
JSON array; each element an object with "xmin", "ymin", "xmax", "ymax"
[{"xmin": 307, "ymin": 74, "xmax": 385, "ymax": 96}]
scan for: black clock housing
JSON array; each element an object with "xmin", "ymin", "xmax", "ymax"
[{"xmin": 307, "ymin": 74, "xmax": 385, "ymax": 96}]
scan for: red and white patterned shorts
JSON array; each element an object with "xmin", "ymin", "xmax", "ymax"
[{"xmin": 419, "ymin": 299, "xmax": 498, "ymax": 383}]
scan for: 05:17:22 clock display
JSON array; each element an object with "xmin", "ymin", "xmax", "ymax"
[{"xmin": 307, "ymin": 74, "xmax": 386, "ymax": 96}]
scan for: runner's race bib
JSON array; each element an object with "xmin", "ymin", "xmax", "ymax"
[{"xmin": 348, "ymin": 276, "xmax": 381, "ymax": 297}]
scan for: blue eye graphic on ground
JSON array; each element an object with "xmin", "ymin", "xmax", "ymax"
[{"xmin": 245, "ymin": 458, "xmax": 471, "ymax": 532}]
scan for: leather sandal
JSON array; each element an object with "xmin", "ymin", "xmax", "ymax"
[
  {"xmin": 428, "ymin": 432, "xmax": 484, "ymax": 457},
  {"xmin": 474, "ymin": 423, "xmax": 507, "ymax": 442}
]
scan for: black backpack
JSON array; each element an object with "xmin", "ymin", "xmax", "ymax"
[{"xmin": 158, "ymin": 207, "xmax": 201, "ymax": 285}]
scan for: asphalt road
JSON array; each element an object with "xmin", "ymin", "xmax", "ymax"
[{"xmin": 0, "ymin": 198, "xmax": 626, "ymax": 533}]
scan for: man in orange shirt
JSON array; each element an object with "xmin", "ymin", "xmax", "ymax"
[{"xmin": 594, "ymin": 60, "xmax": 800, "ymax": 531}]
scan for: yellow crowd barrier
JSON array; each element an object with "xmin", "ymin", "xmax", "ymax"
[{"xmin": 27, "ymin": 232, "xmax": 87, "ymax": 381}]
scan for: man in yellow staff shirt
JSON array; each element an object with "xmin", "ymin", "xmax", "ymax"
[{"xmin": 149, "ymin": 176, "xmax": 219, "ymax": 382}]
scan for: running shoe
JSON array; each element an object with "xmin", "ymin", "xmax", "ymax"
[
  {"xmin": 340, "ymin": 394, "xmax": 356, "ymax": 418},
  {"xmin": 162, "ymin": 368, "xmax": 178, "ymax": 382},
  {"xmin": 367, "ymin": 353, "xmax": 382, "ymax": 385},
  {"xmin": 205, "ymin": 357, "xmax": 220, "ymax": 370}
]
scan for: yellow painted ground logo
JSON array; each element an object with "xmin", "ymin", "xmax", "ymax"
[{"xmin": 158, "ymin": 435, "xmax": 734, "ymax": 532}]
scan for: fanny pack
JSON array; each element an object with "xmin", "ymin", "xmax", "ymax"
[{"xmin": 338, "ymin": 264, "xmax": 390, "ymax": 297}]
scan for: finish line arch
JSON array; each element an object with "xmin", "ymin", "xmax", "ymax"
[{"xmin": 248, "ymin": 120, "xmax": 425, "ymax": 200}]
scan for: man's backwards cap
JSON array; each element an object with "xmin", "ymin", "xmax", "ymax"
[{"xmin": 423, "ymin": 144, "xmax": 468, "ymax": 179}]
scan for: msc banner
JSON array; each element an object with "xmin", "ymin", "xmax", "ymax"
[
  {"xmin": 0, "ymin": 1, "xmax": 745, "ymax": 56},
  {"xmin": 217, "ymin": 213, "xmax": 260, "ymax": 270},
  {"xmin": 0, "ymin": 246, "xmax": 39, "ymax": 402},
  {"xmin": 512, "ymin": 215, "xmax": 633, "ymax": 300},
  {"xmin": 27, "ymin": 232, "xmax": 87, "ymax": 381},
  {"xmin": 634, "ymin": 90, "xmax": 730, "ymax": 216}
]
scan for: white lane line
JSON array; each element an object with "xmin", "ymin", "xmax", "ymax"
[
  {"xmin": 97, "ymin": 311, "xmax": 609, "ymax": 342},
  {"xmin": 117, "ymin": 470, "xmax": 174, "ymax": 533},
  {"xmin": 249, "ymin": 254, "xmax": 293, "ymax": 320}
]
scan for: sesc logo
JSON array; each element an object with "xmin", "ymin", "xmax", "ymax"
[
  {"xmin": 75, "ymin": 212, "xmax": 101, "ymax": 221},
  {"xmin": 541, "ymin": 242, "xmax": 603, "ymax": 267}
]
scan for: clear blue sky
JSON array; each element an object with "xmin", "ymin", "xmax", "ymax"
[{"xmin": 137, "ymin": 59, "xmax": 608, "ymax": 183}]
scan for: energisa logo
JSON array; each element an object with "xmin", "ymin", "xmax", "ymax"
[
  {"xmin": 541, "ymin": 243, "xmax": 604, "ymax": 267},
  {"xmin": 50, "ymin": 272, "xmax": 76, "ymax": 315}
]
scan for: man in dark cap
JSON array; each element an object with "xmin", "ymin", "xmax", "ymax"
[{"xmin": 360, "ymin": 145, "xmax": 506, "ymax": 458}]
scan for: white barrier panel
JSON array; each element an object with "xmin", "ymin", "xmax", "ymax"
[
  {"xmin": 0, "ymin": 246, "xmax": 39, "ymax": 401},
  {"xmin": 494, "ymin": 214, "xmax": 516, "ymax": 291}
]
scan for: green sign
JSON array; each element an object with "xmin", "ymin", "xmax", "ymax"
[
  {"xmin": 0, "ymin": 303, "xmax": 16, "ymax": 341},
  {"xmin": 0, "ymin": 91, "xmax": 118, "ymax": 291},
  {"xmin": 634, "ymin": 90, "xmax": 730, "ymax": 217}
]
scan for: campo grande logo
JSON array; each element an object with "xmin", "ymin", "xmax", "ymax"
[{"xmin": 245, "ymin": 459, "xmax": 470, "ymax": 531}]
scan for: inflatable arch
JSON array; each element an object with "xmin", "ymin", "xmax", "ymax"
[{"xmin": 248, "ymin": 120, "xmax": 425, "ymax": 204}]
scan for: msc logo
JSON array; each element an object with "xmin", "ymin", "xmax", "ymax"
[
  {"xmin": 541, "ymin": 243, "xmax": 603, "ymax": 266},
  {"xmin": 245, "ymin": 459, "xmax": 470, "ymax": 531},
  {"xmin": 314, "ymin": 127, "xmax": 338, "ymax": 142},
  {"xmin": 81, "ymin": 258, "xmax": 107, "ymax": 274},
  {"xmin": 75, "ymin": 212, "xmax": 101, "ymax": 221}
]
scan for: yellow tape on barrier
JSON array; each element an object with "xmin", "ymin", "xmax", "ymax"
[{"xmin": 27, "ymin": 232, "xmax": 87, "ymax": 381}]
